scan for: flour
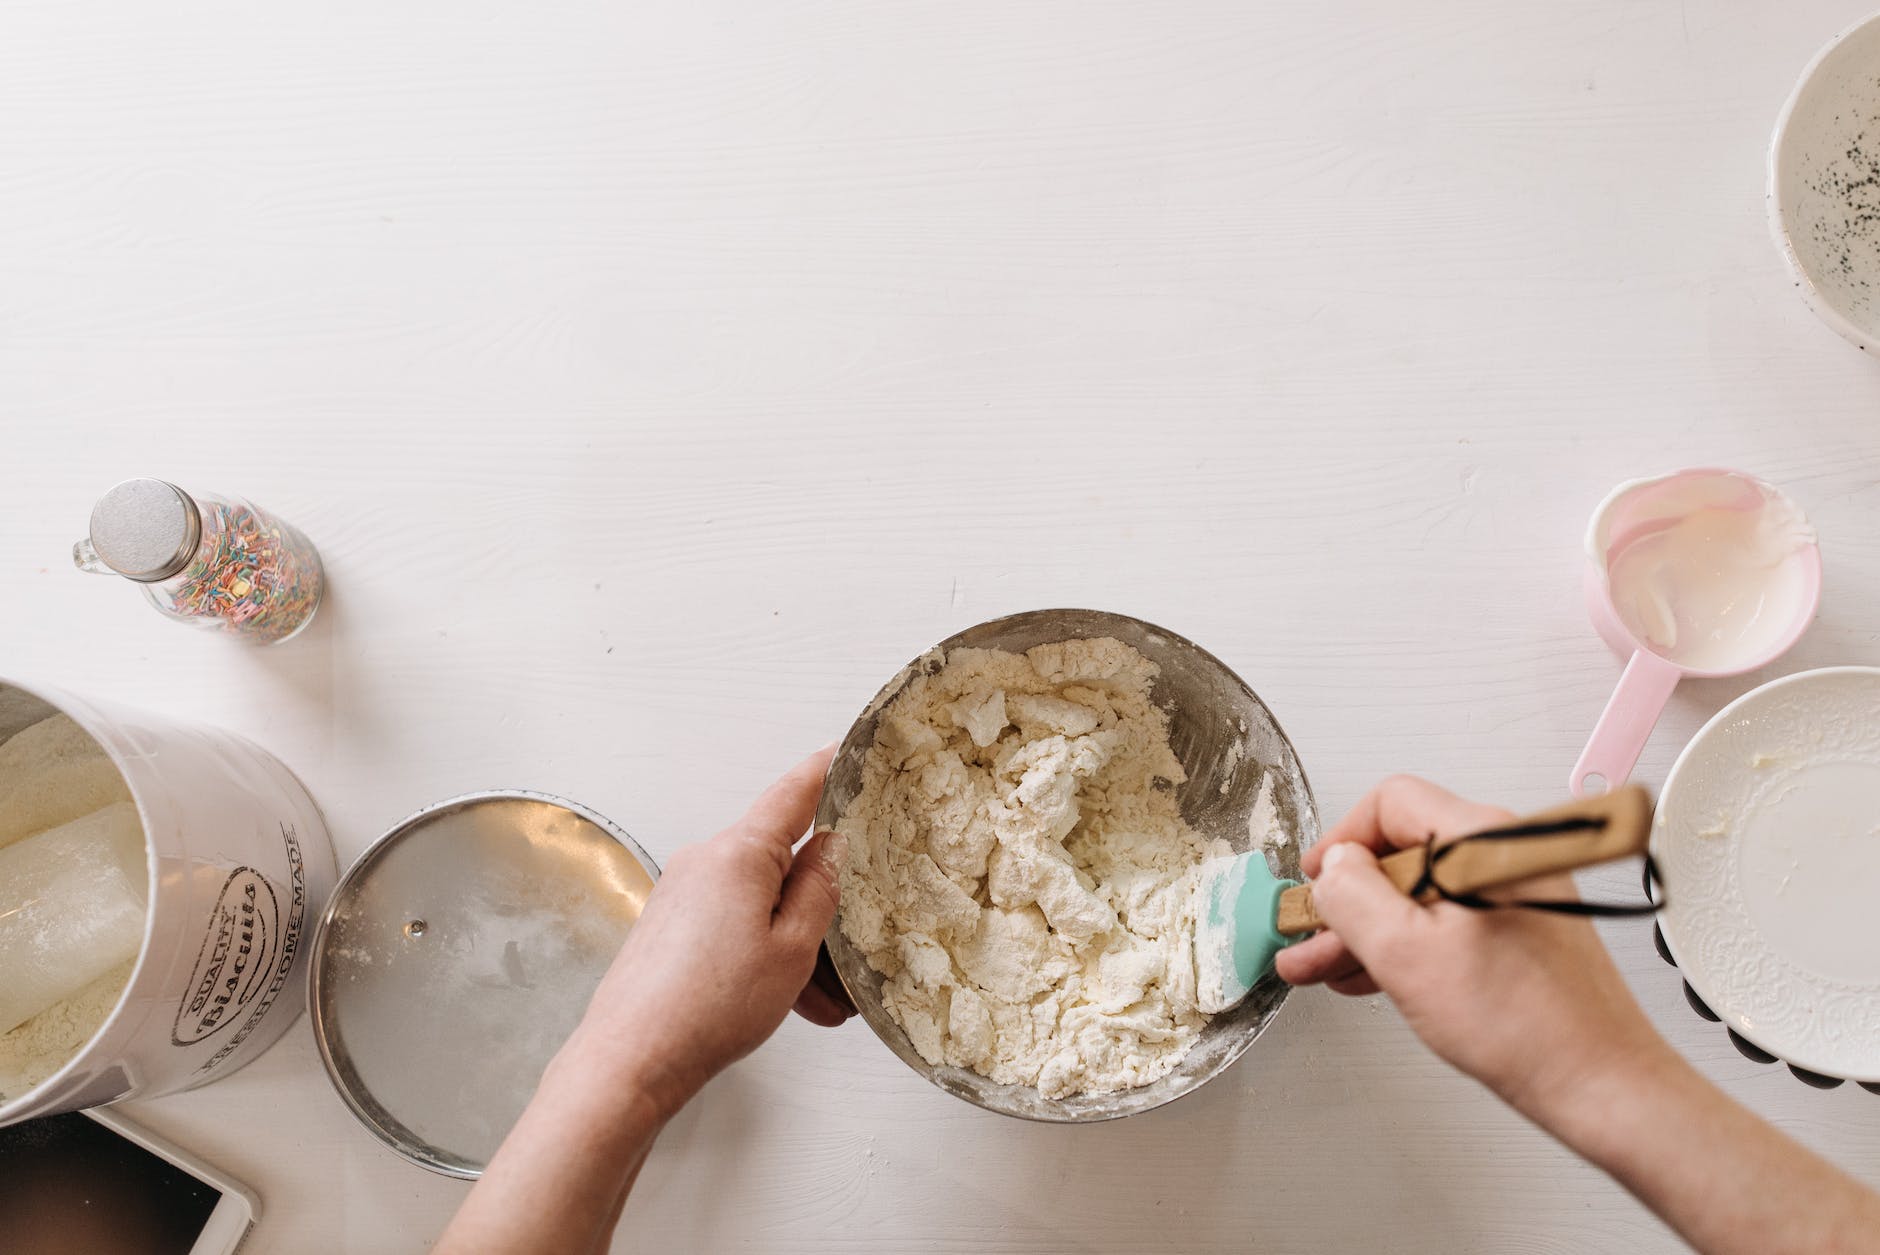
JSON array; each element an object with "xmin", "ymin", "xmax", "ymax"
[
  {"xmin": 0, "ymin": 714, "xmax": 131, "ymax": 851},
  {"xmin": 836, "ymin": 637, "xmax": 1221, "ymax": 1098},
  {"xmin": 1248, "ymin": 770, "xmax": 1288, "ymax": 848},
  {"xmin": 0, "ymin": 960, "xmax": 133, "ymax": 1104}
]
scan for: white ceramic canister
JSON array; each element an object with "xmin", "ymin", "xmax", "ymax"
[{"xmin": 0, "ymin": 677, "xmax": 337, "ymax": 1125}]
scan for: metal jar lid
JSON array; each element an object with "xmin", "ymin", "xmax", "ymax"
[
  {"xmin": 310, "ymin": 791, "xmax": 658, "ymax": 1177},
  {"xmin": 83, "ymin": 479, "xmax": 202, "ymax": 582}
]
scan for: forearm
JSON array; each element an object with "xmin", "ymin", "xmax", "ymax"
[
  {"xmin": 434, "ymin": 1028, "xmax": 671, "ymax": 1255},
  {"xmin": 1528, "ymin": 1047, "xmax": 1880, "ymax": 1255}
]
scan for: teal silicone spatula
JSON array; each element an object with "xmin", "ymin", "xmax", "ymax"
[{"xmin": 1194, "ymin": 785, "xmax": 1654, "ymax": 1013}]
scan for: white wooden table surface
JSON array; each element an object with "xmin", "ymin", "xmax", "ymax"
[{"xmin": 4, "ymin": 1, "xmax": 1879, "ymax": 1250}]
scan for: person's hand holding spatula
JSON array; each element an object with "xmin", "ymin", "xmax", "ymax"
[
  {"xmin": 1274, "ymin": 776, "xmax": 1880, "ymax": 1255},
  {"xmin": 1271, "ymin": 779, "xmax": 1664, "ymax": 1112}
]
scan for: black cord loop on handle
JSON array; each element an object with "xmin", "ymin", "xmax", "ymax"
[{"xmin": 1408, "ymin": 813, "xmax": 1664, "ymax": 917}]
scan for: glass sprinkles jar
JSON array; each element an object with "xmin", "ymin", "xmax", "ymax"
[{"xmin": 74, "ymin": 479, "xmax": 325, "ymax": 644}]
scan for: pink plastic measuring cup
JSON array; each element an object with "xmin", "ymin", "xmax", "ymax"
[{"xmin": 1572, "ymin": 469, "xmax": 1822, "ymax": 797}]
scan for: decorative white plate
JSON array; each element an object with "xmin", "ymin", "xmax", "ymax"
[
  {"xmin": 1655, "ymin": 667, "xmax": 1880, "ymax": 1082},
  {"xmin": 1769, "ymin": 10, "xmax": 1880, "ymax": 353}
]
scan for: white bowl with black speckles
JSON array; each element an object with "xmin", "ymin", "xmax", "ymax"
[{"xmin": 1771, "ymin": 10, "xmax": 1880, "ymax": 354}]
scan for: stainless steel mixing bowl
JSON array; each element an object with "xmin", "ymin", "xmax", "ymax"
[{"xmin": 816, "ymin": 608, "xmax": 1319, "ymax": 1122}]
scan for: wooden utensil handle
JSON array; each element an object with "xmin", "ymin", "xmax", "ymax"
[{"xmin": 1275, "ymin": 785, "xmax": 1653, "ymax": 935}]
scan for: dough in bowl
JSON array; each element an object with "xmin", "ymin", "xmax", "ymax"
[{"xmin": 835, "ymin": 637, "xmax": 1221, "ymax": 1098}]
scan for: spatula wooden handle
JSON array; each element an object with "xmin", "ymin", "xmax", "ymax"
[{"xmin": 1274, "ymin": 785, "xmax": 1653, "ymax": 935}]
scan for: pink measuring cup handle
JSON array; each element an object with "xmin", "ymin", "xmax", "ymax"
[{"xmin": 1570, "ymin": 650, "xmax": 1682, "ymax": 797}]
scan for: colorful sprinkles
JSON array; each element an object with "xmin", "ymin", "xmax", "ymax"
[{"xmin": 156, "ymin": 499, "xmax": 324, "ymax": 643}]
